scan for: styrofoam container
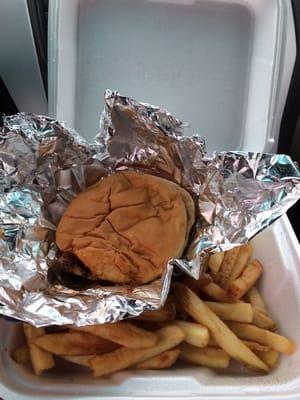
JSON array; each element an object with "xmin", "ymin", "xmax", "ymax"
[
  {"xmin": 48, "ymin": 0, "xmax": 296, "ymax": 153},
  {"xmin": 2, "ymin": 0, "xmax": 300, "ymax": 399},
  {"xmin": 0, "ymin": 215, "xmax": 299, "ymax": 399}
]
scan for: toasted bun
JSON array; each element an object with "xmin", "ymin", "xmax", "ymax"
[{"xmin": 56, "ymin": 172, "xmax": 195, "ymax": 284}]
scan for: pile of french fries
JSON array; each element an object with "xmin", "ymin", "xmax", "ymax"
[{"xmin": 12, "ymin": 243, "xmax": 295, "ymax": 376}]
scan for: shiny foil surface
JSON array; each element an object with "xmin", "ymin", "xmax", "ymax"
[{"xmin": 0, "ymin": 90, "xmax": 299, "ymax": 327}]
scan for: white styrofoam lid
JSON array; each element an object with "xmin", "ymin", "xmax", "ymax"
[
  {"xmin": 48, "ymin": 0, "xmax": 295, "ymax": 153},
  {"xmin": 76, "ymin": 0, "xmax": 252, "ymax": 152}
]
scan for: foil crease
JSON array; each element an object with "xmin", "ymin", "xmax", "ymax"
[{"xmin": 0, "ymin": 91, "xmax": 299, "ymax": 327}]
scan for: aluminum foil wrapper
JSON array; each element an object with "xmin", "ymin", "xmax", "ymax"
[{"xmin": 0, "ymin": 90, "xmax": 299, "ymax": 327}]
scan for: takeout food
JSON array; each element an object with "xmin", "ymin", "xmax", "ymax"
[
  {"xmin": 55, "ymin": 171, "xmax": 195, "ymax": 284},
  {"xmin": 2, "ymin": 92, "xmax": 300, "ymax": 329},
  {"xmin": 13, "ymin": 243, "xmax": 295, "ymax": 376}
]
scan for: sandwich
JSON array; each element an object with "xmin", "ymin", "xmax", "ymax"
[{"xmin": 55, "ymin": 171, "xmax": 195, "ymax": 285}]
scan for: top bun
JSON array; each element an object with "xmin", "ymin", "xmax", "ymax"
[{"xmin": 56, "ymin": 172, "xmax": 195, "ymax": 284}]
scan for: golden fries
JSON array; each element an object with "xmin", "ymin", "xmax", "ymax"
[
  {"xmin": 173, "ymin": 320, "xmax": 209, "ymax": 348},
  {"xmin": 134, "ymin": 301, "xmax": 176, "ymax": 322},
  {"xmin": 200, "ymin": 282, "xmax": 234, "ymax": 302},
  {"xmin": 241, "ymin": 340, "xmax": 270, "ymax": 352},
  {"xmin": 12, "ymin": 244, "xmax": 295, "ymax": 378},
  {"xmin": 204, "ymin": 301, "xmax": 253, "ymax": 323},
  {"xmin": 62, "ymin": 355, "xmax": 91, "ymax": 367},
  {"xmin": 73, "ymin": 322, "xmax": 157, "ymax": 349},
  {"xmin": 33, "ymin": 331, "xmax": 118, "ymax": 356},
  {"xmin": 246, "ymin": 287, "xmax": 267, "ymax": 314},
  {"xmin": 11, "ymin": 344, "xmax": 30, "ymax": 364},
  {"xmin": 243, "ymin": 284, "xmax": 276, "ymax": 329},
  {"xmin": 90, "ymin": 325, "xmax": 185, "ymax": 377},
  {"xmin": 63, "ymin": 346, "xmax": 181, "ymax": 371},
  {"xmin": 208, "ymin": 252, "xmax": 224, "ymax": 275},
  {"xmin": 217, "ymin": 247, "xmax": 240, "ymax": 288},
  {"xmin": 23, "ymin": 324, "xmax": 55, "ymax": 375},
  {"xmin": 179, "ymin": 343, "xmax": 230, "ymax": 368},
  {"xmin": 174, "ymin": 283, "xmax": 268, "ymax": 372},
  {"xmin": 134, "ymin": 348, "xmax": 179, "ymax": 369},
  {"xmin": 198, "ymin": 273, "xmax": 213, "ymax": 287},
  {"xmin": 228, "ymin": 244, "xmax": 252, "ymax": 283},
  {"xmin": 227, "ymin": 322, "xmax": 295, "ymax": 355},
  {"xmin": 253, "ymin": 309, "xmax": 277, "ymax": 331},
  {"xmin": 255, "ymin": 350, "xmax": 279, "ymax": 369},
  {"xmin": 182, "ymin": 274, "xmax": 212, "ymax": 294},
  {"xmin": 228, "ymin": 260, "xmax": 262, "ymax": 300},
  {"xmin": 208, "ymin": 337, "xmax": 270, "ymax": 352}
]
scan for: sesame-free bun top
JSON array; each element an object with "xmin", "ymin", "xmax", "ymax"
[{"xmin": 56, "ymin": 171, "xmax": 195, "ymax": 284}]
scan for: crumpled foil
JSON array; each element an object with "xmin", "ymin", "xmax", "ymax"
[{"xmin": 0, "ymin": 90, "xmax": 299, "ymax": 327}]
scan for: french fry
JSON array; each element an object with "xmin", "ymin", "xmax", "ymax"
[
  {"xmin": 244, "ymin": 287, "xmax": 276, "ymax": 329},
  {"xmin": 200, "ymin": 282, "xmax": 234, "ymax": 303},
  {"xmin": 246, "ymin": 287, "xmax": 267, "ymax": 315},
  {"xmin": 228, "ymin": 260, "xmax": 263, "ymax": 300},
  {"xmin": 181, "ymin": 274, "xmax": 212, "ymax": 294},
  {"xmin": 134, "ymin": 348, "xmax": 179, "ymax": 369},
  {"xmin": 208, "ymin": 252, "xmax": 224, "ymax": 275},
  {"xmin": 199, "ymin": 273, "xmax": 213, "ymax": 287},
  {"xmin": 208, "ymin": 337, "xmax": 270, "ymax": 352},
  {"xmin": 241, "ymin": 340, "xmax": 270, "ymax": 352},
  {"xmin": 11, "ymin": 345, "xmax": 30, "ymax": 364},
  {"xmin": 173, "ymin": 283, "xmax": 269, "ymax": 372},
  {"xmin": 89, "ymin": 325, "xmax": 185, "ymax": 377},
  {"xmin": 255, "ymin": 350, "xmax": 279, "ymax": 369},
  {"xmin": 73, "ymin": 322, "xmax": 157, "ymax": 349},
  {"xmin": 204, "ymin": 301, "xmax": 253, "ymax": 323},
  {"xmin": 173, "ymin": 320, "xmax": 209, "ymax": 348},
  {"xmin": 23, "ymin": 324, "xmax": 55, "ymax": 375},
  {"xmin": 134, "ymin": 301, "xmax": 176, "ymax": 322},
  {"xmin": 227, "ymin": 322, "xmax": 296, "ymax": 355},
  {"xmin": 62, "ymin": 355, "xmax": 91, "ymax": 367},
  {"xmin": 216, "ymin": 247, "xmax": 241, "ymax": 288},
  {"xmin": 179, "ymin": 343, "xmax": 230, "ymax": 368},
  {"xmin": 253, "ymin": 309, "xmax": 277, "ymax": 331},
  {"xmin": 33, "ymin": 331, "xmax": 118, "ymax": 356},
  {"xmin": 228, "ymin": 244, "xmax": 252, "ymax": 283}
]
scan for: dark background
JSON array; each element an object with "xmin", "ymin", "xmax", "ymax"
[
  {"xmin": 0, "ymin": 0, "xmax": 299, "ymax": 239},
  {"xmin": 277, "ymin": 0, "xmax": 300, "ymax": 239}
]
